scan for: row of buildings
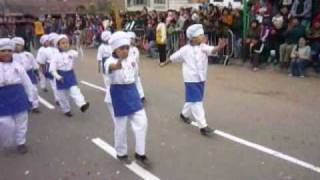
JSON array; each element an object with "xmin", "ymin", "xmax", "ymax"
[{"xmin": 1, "ymin": 0, "xmax": 244, "ymax": 15}]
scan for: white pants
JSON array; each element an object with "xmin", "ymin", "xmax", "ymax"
[
  {"xmin": 136, "ymin": 76, "xmax": 145, "ymax": 98},
  {"xmin": 102, "ymin": 75, "xmax": 109, "ymax": 89},
  {"xmin": 57, "ymin": 85, "xmax": 86, "ymax": 113},
  {"xmin": 113, "ymin": 109, "xmax": 148, "ymax": 156},
  {"xmin": 106, "ymin": 103, "xmax": 116, "ymax": 122},
  {"xmin": 182, "ymin": 102, "xmax": 208, "ymax": 128},
  {"xmin": 39, "ymin": 71, "xmax": 47, "ymax": 90},
  {"xmin": 31, "ymin": 84, "xmax": 39, "ymax": 109},
  {"xmin": 0, "ymin": 111, "xmax": 28, "ymax": 148},
  {"xmin": 49, "ymin": 79, "xmax": 59, "ymax": 102}
]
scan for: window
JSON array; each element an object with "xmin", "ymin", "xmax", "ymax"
[
  {"xmin": 154, "ymin": 0, "xmax": 165, "ymax": 4},
  {"xmin": 127, "ymin": 0, "xmax": 148, "ymax": 6}
]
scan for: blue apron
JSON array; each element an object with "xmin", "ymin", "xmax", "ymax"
[
  {"xmin": 110, "ymin": 83, "xmax": 143, "ymax": 117},
  {"xmin": 0, "ymin": 84, "xmax": 31, "ymax": 116},
  {"xmin": 26, "ymin": 69, "xmax": 38, "ymax": 84},
  {"xmin": 56, "ymin": 70, "xmax": 78, "ymax": 90},
  {"xmin": 185, "ymin": 82, "xmax": 205, "ymax": 102},
  {"xmin": 44, "ymin": 62, "xmax": 54, "ymax": 80}
]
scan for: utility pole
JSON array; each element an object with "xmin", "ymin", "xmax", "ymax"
[{"xmin": 242, "ymin": 0, "xmax": 249, "ymax": 61}]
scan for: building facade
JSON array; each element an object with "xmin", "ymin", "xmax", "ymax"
[{"xmin": 125, "ymin": 0, "xmax": 206, "ymax": 11}]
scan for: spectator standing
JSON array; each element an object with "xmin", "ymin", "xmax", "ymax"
[{"xmin": 156, "ymin": 16, "xmax": 167, "ymax": 66}]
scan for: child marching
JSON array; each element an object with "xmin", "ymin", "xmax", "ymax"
[
  {"xmin": 49, "ymin": 34, "xmax": 89, "ymax": 117},
  {"xmin": 37, "ymin": 33, "xmax": 60, "ymax": 104},
  {"xmin": 164, "ymin": 24, "xmax": 226, "ymax": 136},
  {"xmin": 0, "ymin": 38, "xmax": 35, "ymax": 154},
  {"xmin": 12, "ymin": 37, "xmax": 41, "ymax": 113},
  {"xmin": 104, "ymin": 31, "xmax": 151, "ymax": 168},
  {"xmin": 97, "ymin": 30, "xmax": 112, "ymax": 87},
  {"xmin": 36, "ymin": 34, "xmax": 50, "ymax": 92}
]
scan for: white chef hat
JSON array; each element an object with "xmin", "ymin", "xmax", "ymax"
[
  {"xmin": 40, "ymin": 34, "xmax": 49, "ymax": 45},
  {"xmin": 186, "ymin": 24, "xmax": 204, "ymax": 39},
  {"xmin": 48, "ymin": 33, "xmax": 59, "ymax": 42},
  {"xmin": 54, "ymin": 34, "xmax": 69, "ymax": 47},
  {"xmin": 101, "ymin": 30, "xmax": 112, "ymax": 42},
  {"xmin": 127, "ymin": 31, "xmax": 137, "ymax": 39},
  {"xmin": 108, "ymin": 31, "xmax": 130, "ymax": 51},
  {"xmin": 11, "ymin": 37, "xmax": 25, "ymax": 46},
  {"xmin": 0, "ymin": 38, "xmax": 15, "ymax": 51}
]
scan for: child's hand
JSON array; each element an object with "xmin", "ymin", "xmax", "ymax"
[
  {"xmin": 218, "ymin": 38, "xmax": 227, "ymax": 49},
  {"xmin": 57, "ymin": 77, "xmax": 64, "ymax": 83}
]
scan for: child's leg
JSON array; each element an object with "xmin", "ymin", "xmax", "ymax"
[
  {"xmin": 31, "ymin": 84, "xmax": 40, "ymax": 109},
  {"xmin": 289, "ymin": 60, "xmax": 295, "ymax": 75},
  {"xmin": 181, "ymin": 102, "xmax": 192, "ymax": 118},
  {"xmin": 68, "ymin": 86, "xmax": 86, "ymax": 108},
  {"xmin": 191, "ymin": 102, "xmax": 208, "ymax": 128},
  {"xmin": 113, "ymin": 116, "xmax": 129, "ymax": 156},
  {"xmin": 39, "ymin": 72, "xmax": 47, "ymax": 90},
  {"xmin": 57, "ymin": 90, "xmax": 71, "ymax": 113},
  {"xmin": 130, "ymin": 109, "xmax": 148, "ymax": 156},
  {"xmin": 49, "ymin": 79, "xmax": 59, "ymax": 102},
  {"xmin": 0, "ymin": 115, "xmax": 15, "ymax": 148},
  {"xmin": 106, "ymin": 103, "xmax": 116, "ymax": 123},
  {"xmin": 13, "ymin": 111, "xmax": 28, "ymax": 146}
]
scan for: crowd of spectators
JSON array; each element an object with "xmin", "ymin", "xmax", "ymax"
[{"xmin": 1, "ymin": 0, "xmax": 319, "ymax": 76}]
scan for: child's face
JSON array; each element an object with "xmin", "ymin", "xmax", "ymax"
[
  {"xmin": 15, "ymin": 44, "xmax": 24, "ymax": 52},
  {"xmin": 44, "ymin": 41, "xmax": 50, "ymax": 47},
  {"xmin": 191, "ymin": 34, "xmax": 205, "ymax": 45},
  {"xmin": 298, "ymin": 38, "xmax": 306, "ymax": 47},
  {"xmin": 251, "ymin": 22, "xmax": 257, "ymax": 28},
  {"xmin": 58, "ymin": 38, "xmax": 70, "ymax": 51},
  {"xmin": 115, "ymin": 45, "xmax": 129, "ymax": 59},
  {"xmin": 0, "ymin": 49, "xmax": 13, "ymax": 62}
]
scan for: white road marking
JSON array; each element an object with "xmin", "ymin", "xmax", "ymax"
[
  {"xmin": 92, "ymin": 138, "xmax": 161, "ymax": 180},
  {"xmin": 80, "ymin": 81, "xmax": 106, "ymax": 92},
  {"xmin": 38, "ymin": 96, "xmax": 55, "ymax": 109},
  {"xmin": 191, "ymin": 122, "xmax": 320, "ymax": 173},
  {"xmin": 84, "ymin": 80, "xmax": 320, "ymax": 174}
]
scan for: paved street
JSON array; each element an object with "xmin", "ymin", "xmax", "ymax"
[{"xmin": 1, "ymin": 49, "xmax": 320, "ymax": 180}]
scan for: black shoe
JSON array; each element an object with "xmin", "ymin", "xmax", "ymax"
[
  {"xmin": 180, "ymin": 114, "xmax": 192, "ymax": 124},
  {"xmin": 31, "ymin": 108, "xmax": 40, "ymax": 114},
  {"xmin": 141, "ymin": 97, "xmax": 146, "ymax": 104},
  {"xmin": 117, "ymin": 155, "xmax": 132, "ymax": 164},
  {"xmin": 64, "ymin": 111, "xmax": 73, "ymax": 117},
  {"xmin": 80, "ymin": 102, "xmax": 90, "ymax": 112},
  {"xmin": 17, "ymin": 144, "xmax": 28, "ymax": 154},
  {"xmin": 42, "ymin": 88, "xmax": 48, "ymax": 92},
  {"xmin": 200, "ymin": 126, "xmax": 215, "ymax": 137},
  {"xmin": 134, "ymin": 153, "xmax": 152, "ymax": 169},
  {"xmin": 55, "ymin": 101, "xmax": 60, "ymax": 106}
]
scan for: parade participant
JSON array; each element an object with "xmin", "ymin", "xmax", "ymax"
[
  {"xmin": 104, "ymin": 31, "xmax": 151, "ymax": 168},
  {"xmin": 164, "ymin": 24, "xmax": 226, "ymax": 137},
  {"xmin": 97, "ymin": 30, "xmax": 112, "ymax": 87},
  {"xmin": 36, "ymin": 34, "xmax": 50, "ymax": 92},
  {"xmin": 49, "ymin": 34, "xmax": 89, "ymax": 117},
  {"xmin": 127, "ymin": 31, "xmax": 146, "ymax": 102},
  {"xmin": 37, "ymin": 32, "xmax": 60, "ymax": 104},
  {"xmin": 12, "ymin": 37, "xmax": 41, "ymax": 113},
  {"xmin": 0, "ymin": 38, "xmax": 34, "ymax": 154}
]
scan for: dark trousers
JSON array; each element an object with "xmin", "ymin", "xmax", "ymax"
[
  {"xmin": 289, "ymin": 59, "xmax": 310, "ymax": 76},
  {"xmin": 251, "ymin": 53, "xmax": 260, "ymax": 68},
  {"xmin": 157, "ymin": 44, "xmax": 166, "ymax": 63}
]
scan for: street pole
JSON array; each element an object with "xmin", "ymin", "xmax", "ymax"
[
  {"xmin": 242, "ymin": 0, "xmax": 248, "ymax": 61},
  {"xmin": 242, "ymin": 0, "xmax": 248, "ymax": 40}
]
